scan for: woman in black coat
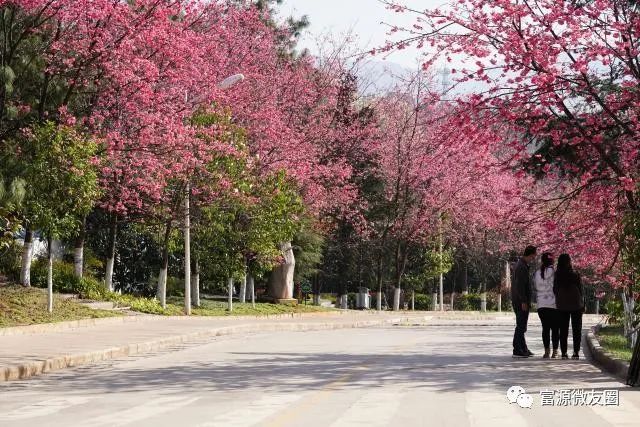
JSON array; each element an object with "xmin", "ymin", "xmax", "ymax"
[{"xmin": 553, "ymin": 254, "xmax": 584, "ymax": 360}]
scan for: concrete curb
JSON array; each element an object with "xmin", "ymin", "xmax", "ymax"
[
  {"xmin": 585, "ymin": 325, "xmax": 629, "ymax": 381},
  {"xmin": 0, "ymin": 310, "xmax": 383, "ymax": 337},
  {"xmin": 0, "ymin": 316, "xmax": 409, "ymax": 383}
]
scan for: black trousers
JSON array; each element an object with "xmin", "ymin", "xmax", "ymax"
[
  {"xmin": 537, "ymin": 308, "xmax": 560, "ymax": 350},
  {"xmin": 559, "ymin": 310, "xmax": 583, "ymax": 355},
  {"xmin": 512, "ymin": 303, "xmax": 529, "ymax": 353}
]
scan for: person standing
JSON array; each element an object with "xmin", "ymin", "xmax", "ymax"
[
  {"xmin": 512, "ymin": 245, "xmax": 537, "ymax": 358},
  {"xmin": 534, "ymin": 252, "xmax": 560, "ymax": 359},
  {"xmin": 554, "ymin": 253, "xmax": 584, "ymax": 360}
]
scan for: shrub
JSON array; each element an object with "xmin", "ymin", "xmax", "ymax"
[
  {"xmin": 31, "ymin": 259, "xmax": 110, "ymax": 299},
  {"xmin": 166, "ymin": 276, "xmax": 184, "ymax": 297},
  {"xmin": 454, "ymin": 293, "xmax": 481, "ymax": 311},
  {"xmin": 77, "ymin": 276, "xmax": 108, "ymax": 300},
  {"xmin": 31, "ymin": 259, "xmax": 79, "ymax": 293},
  {"xmin": 604, "ymin": 299, "xmax": 623, "ymax": 325},
  {"xmin": 0, "ymin": 240, "xmax": 22, "ymax": 281},
  {"xmin": 414, "ymin": 293, "xmax": 432, "ymax": 310},
  {"xmin": 486, "ymin": 291, "xmax": 511, "ymax": 311}
]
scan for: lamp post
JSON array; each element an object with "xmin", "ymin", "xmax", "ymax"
[{"xmin": 183, "ymin": 73, "xmax": 245, "ymax": 315}]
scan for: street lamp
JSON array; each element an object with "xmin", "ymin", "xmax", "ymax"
[{"xmin": 183, "ymin": 73, "xmax": 245, "ymax": 315}]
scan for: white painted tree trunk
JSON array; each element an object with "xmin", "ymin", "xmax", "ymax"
[
  {"xmin": 439, "ymin": 272, "xmax": 444, "ymax": 312},
  {"xmin": 247, "ymin": 274, "xmax": 255, "ymax": 308},
  {"xmin": 376, "ymin": 292, "xmax": 382, "ymax": 311},
  {"xmin": 156, "ymin": 221, "xmax": 171, "ymax": 309},
  {"xmin": 239, "ymin": 268, "xmax": 247, "ymax": 304},
  {"xmin": 156, "ymin": 267, "xmax": 167, "ymax": 308},
  {"xmin": 105, "ymin": 258, "xmax": 115, "ymax": 292},
  {"xmin": 497, "ymin": 293, "xmax": 502, "ymax": 313},
  {"xmin": 47, "ymin": 237, "xmax": 53, "ymax": 313},
  {"xmin": 183, "ymin": 183, "xmax": 191, "ymax": 316},
  {"xmin": 432, "ymin": 292, "xmax": 437, "ymax": 311},
  {"xmin": 227, "ymin": 277, "xmax": 233, "ymax": 312},
  {"xmin": 411, "ymin": 290, "xmax": 415, "ymax": 311},
  {"xmin": 73, "ymin": 247, "xmax": 83, "ymax": 278},
  {"xmin": 340, "ymin": 294, "xmax": 348, "ymax": 309},
  {"xmin": 268, "ymin": 241, "xmax": 295, "ymax": 300},
  {"xmin": 622, "ymin": 293, "xmax": 637, "ymax": 348},
  {"xmin": 481, "ymin": 283, "xmax": 487, "ymax": 312},
  {"xmin": 73, "ymin": 218, "xmax": 86, "ymax": 278},
  {"xmin": 451, "ymin": 292, "xmax": 455, "ymax": 311},
  {"xmin": 20, "ymin": 236, "xmax": 33, "ymax": 287},
  {"xmin": 105, "ymin": 216, "xmax": 117, "ymax": 292},
  {"xmin": 313, "ymin": 293, "xmax": 320, "ymax": 306},
  {"xmin": 393, "ymin": 287, "xmax": 401, "ymax": 311},
  {"xmin": 438, "ymin": 217, "xmax": 444, "ymax": 311}
]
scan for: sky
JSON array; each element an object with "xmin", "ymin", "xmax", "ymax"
[
  {"xmin": 279, "ymin": 0, "xmax": 444, "ymax": 70},
  {"xmin": 277, "ymin": 1, "xmax": 487, "ymax": 95}
]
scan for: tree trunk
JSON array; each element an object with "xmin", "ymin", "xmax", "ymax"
[
  {"xmin": 340, "ymin": 294, "xmax": 348, "ymax": 309},
  {"xmin": 481, "ymin": 282, "xmax": 487, "ymax": 312},
  {"xmin": 392, "ymin": 243, "xmax": 407, "ymax": 311},
  {"xmin": 268, "ymin": 241, "xmax": 295, "ymax": 300},
  {"xmin": 20, "ymin": 227, "xmax": 33, "ymax": 287},
  {"xmin": 73, "ymin": 217, "xmax": 86, "ymax": 278},
  {"xmin": 156, "ymin": 221, "xmax": 171, "ymax": 308},
  {"xmin": 47, "ymin": 236, "xmax": 53, "ymax": 313},
  {"xmin": 105, "ymin": 214, "xmax": 117, "ymax": 292},
  {"xmin": 463, "ymin": 263, "xmax": 469, "ymax": 295},
  {"xmin": 191, "ymin": 258, "xmax": 200, "ymax": 308},
  {"xmin": 411, "ymin": 290, "xmax": 415, "ymax": 311},
  {"xmin": 376, "ymin": 255, "xmax": 383, "ymax": 311},
  {"xmin": 438, "ymin": 220, "xmax": 444, "ymax": 311},
  {"xmin": 227, "ymin": 277, "xmax": 233, "ymax": 312},
  {"xmin": 247, "ymin": 274, "xmax": 255, "ymax": 308},
  {"xmin": 451, "ymin": 292, "xmax": 455, "ymax": 312},
  {"xmin": 393, "ymin": 287, "xmax": 401, "ymax": 311},
  {"xmin": 239, "ymin": 262, "xmax": 247, "ymax": 304},
  {"xmin": 183, "ymin": 183, "xmax": 191, "ymax": 316}
]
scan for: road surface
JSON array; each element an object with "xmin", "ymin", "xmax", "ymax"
[{"xmin": 1, "ymin": 323, "xmax": 639, "ymax": 426}]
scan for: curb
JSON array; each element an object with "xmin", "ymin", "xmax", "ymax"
[
  {"xmin": 585, "ymin": 325, "xmax": 629, "ymax": 381},
  {"xmin": 0, "ymin": 316, "xmax": 408, "ymax": 383},
  {"xmin": 0, "ymin": 310, "xmax": 521, "ymax": 337},
  {"xmin": 0, "ymin": 310, "xmax": 381, "ymax": 337}
]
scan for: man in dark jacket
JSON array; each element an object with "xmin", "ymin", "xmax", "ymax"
[{"xmin": 512, "ymin": 245, "xmax": 537, "ymax": 358}]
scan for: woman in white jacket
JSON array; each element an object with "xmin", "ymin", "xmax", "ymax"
[{"xmin": 534, "ymin": 252, "xmax": 560, "ymax": 358}]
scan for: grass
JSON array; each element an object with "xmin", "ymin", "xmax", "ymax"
[
  {"xmin": 166, "ymin": 296, "xmax": 332, "ymax": 316},
  {"xmin": 596, "ymin": 325, "xmax": 633, "ymax": 362},
  {"xmin": 0, "ymin": 284, "xmax": 332, "ymax": 328},
  {"xmin": 0, "ymin": 286, "xmax": 121, "ymax": 328}
]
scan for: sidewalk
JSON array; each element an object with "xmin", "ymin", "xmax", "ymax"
[
  {"xmin": 0, "ymin": 311, "xmax": 605, "ymax": 383},
  {"xmin": 0, "ymin": 311, "xmax": 426, "ymax": 382}
]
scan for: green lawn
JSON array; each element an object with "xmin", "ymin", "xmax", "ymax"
[
  {"xmin": 166, "ymin": 296, "xmax": 332, "ymax": 316},
  {"xmin": 596, "ymin": 325, "xmax": 633, "ymax": 362},
  {"xmin": 0, "ymin": 286, "xmax": 121, "ymax": 328},
  {"xmin": 0, "ymin": 285, "xmax": 332, "ymax": 328}
]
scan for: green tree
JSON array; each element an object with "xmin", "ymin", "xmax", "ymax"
[{"xmin": 12, "ymin": 122, "xmax": 100, "ymax": 311}]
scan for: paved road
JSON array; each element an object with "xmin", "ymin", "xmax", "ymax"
[{"xmin": 1, "ymin": 324, "xmax": 639, "ymax": 427}]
